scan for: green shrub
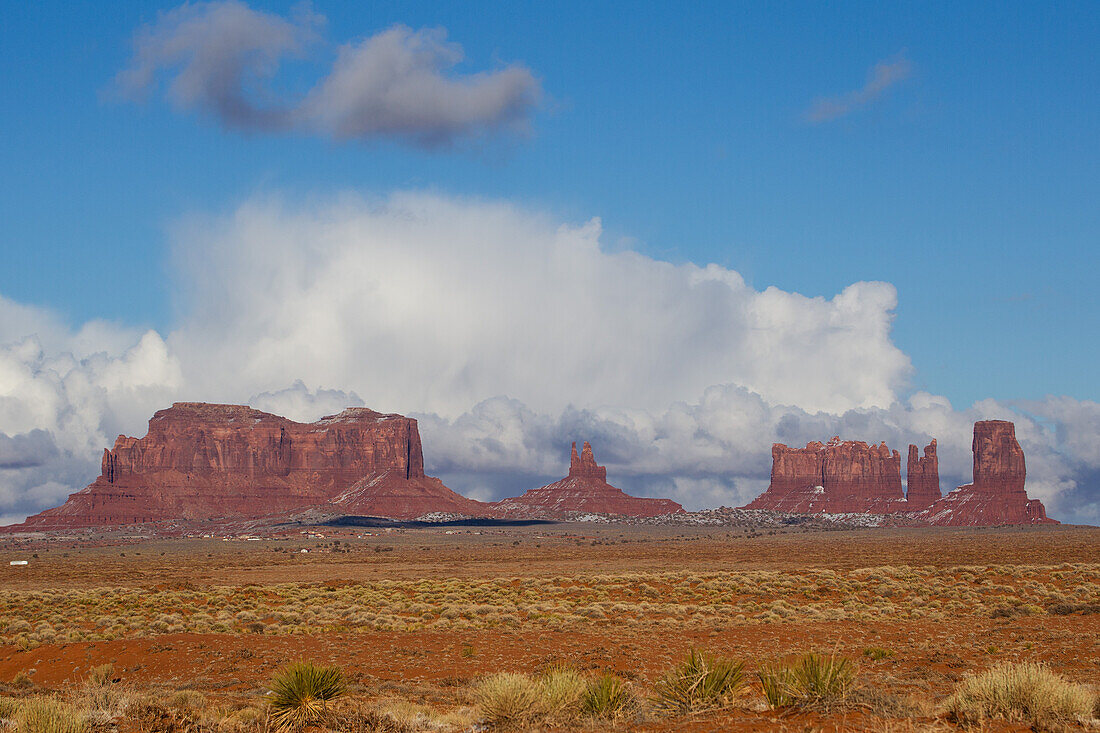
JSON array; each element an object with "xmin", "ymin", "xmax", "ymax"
[
  {"xmin": 81, "ymin": 663, "xmax": 130, "ymax": 717},
  {"xmin": 85, "ymin": 664, "xmax": 114, "ymax": 686},
  {"xmin": 759, "ymin": 653, "xmax": 856, "ymax": 711},
  {"xmin": 944, "ymin": 662, "xmax": 1095, "ymax": 730},
  {"xmin": 1047, "ymin": 602, "xmax": 1100, "ymax": 615},
  {"xmin": 862, "ymin": 646, "xmax": 894, "ymax": 661},
  {"xmin": 474, "ymin": 672, "xmax": 543, "ymax": 728},
  {"xmin": 652, "ymin": 649, "xmax": 746, "ymax": 712},
  {"xmin": 582, "ymin": 674, "xmax": 636, "ymax": 718},
  {"xmin": 268, "ymin": 662, "xmax": 347, "ymax": 731},
  {"xmin": 14, "ymin": 697, "xmax": 86, "ymax": 733}
]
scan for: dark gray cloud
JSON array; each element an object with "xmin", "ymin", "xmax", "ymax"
[
  {"xmin": 116, "ymin": 0, "xmax": 320, "ymax": 131},
  {"xmin": 116, "ymin": 1, "xmax": 541, "ymax": 147},
  {"xmin": 0, "ymin": 430, "xmax": 58, "ymax": 470},
  {"xmin": 300, "ymin": 26, "xmax": 539, "ymax": 146},
  {"xmin": 805, "ymin": 54, "xmax": 912, "ymax": 123}
]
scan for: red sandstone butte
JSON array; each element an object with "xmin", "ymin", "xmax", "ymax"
[
  {"xmin": 10, "ymin": 403, "xmax": 487, "ymax": 529},
  {"xmin": 905, "ymin": 439, "xmax": 941, "ymax": 510},
  {"xmin": 920, "ymin": 420, "xmax": 1056, "ymax": 526},
  {"xmin": 492, "ymin": 442, "xmax": 683, "ymax": 518},
  {"xmin": 743, "ymin": 437, "xmax": 909, "ymax": 514}
]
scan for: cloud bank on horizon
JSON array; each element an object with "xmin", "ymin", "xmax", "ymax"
[
  {"xmin": 0, "ymin": 192, "xmax": 1097, "ymax": 525},
  {"xmin": 115, "ymin": 0, "xmax": 541, "ymax": 147}
]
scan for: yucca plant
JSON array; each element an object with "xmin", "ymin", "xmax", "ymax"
[
  {"xmin": 268, "ymin": 662, "xmax": 346, "ymax": 731},
  {"xmin": 652, "ymin": 649, "xmax": 746, "ymax": 712},
  {"xmin": 789, "ymin": 652, "xmax": 856, "ymax": 710},
  {"xmin": 585, "ymin": 669, "xmax": 638, "ymax": 717},
  {"xmin": 759, "ymin": 653, "xmax": 856, "ymax": 711},
  {"xmin": 758, "ymin": 662, "xmax": 795, "ymax": 709},
  {"xmin": 582, "ymin": 674, "xmax": 636, "ymax": 718}
]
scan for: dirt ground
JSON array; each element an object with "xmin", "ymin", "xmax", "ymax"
[{"xmin": 1, "ymin": 523, "xmax": 1098, "ymax": 731}]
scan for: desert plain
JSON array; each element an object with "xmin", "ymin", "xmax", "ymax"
[{"xmin": 1, "ymin": 522, "xmax": 1098, "ymax": 731}]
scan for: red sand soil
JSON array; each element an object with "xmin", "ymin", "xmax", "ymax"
[{"xmin": 1, "ymin": 523, "xmax": 1097, "ymax": 731}]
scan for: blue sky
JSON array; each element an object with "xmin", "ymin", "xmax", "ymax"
[
  {"xmin": 1, "ymin": 0, "xmax": 1097, "ymax": 407},
  {"xmin": 2, "ymin": 1, "xmax": 1100, "ymax": 524}
]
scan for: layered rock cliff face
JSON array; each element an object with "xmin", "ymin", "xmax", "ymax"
[
  {"xmin": 920, "ymin": 421, "xmax": 1056, "ymax": 526},
  {"xmin": 743, "ymin": 437, "xmax": 909, "ymax": 514},
  {"xmin": 492, "ymin": 442, "xmax": 683, "ymax": 518},
  {"xmin": 14, "ymin": 403, "xmax": 487, "ymax": 528},
  {"xmin": 744, "ymin": 422, "xmax": 1056, "ymax": 525},
  {"xmin": 905, "ymin": 440, "xmax": 941, "ymax": 510}
]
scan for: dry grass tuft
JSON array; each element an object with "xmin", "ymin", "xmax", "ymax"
[
  {"xmin": 944, "ymin": 662, "xmax": 1095, "ymax": 730},
  {"xmin": 473, "ymin": 672, "xmax": 543, "ymax": 728},
  {"xmin": 14, "ymin": 697, "xmax": 87, "ymax": 733},
  {"xmin": 538, "ymin": 668, "xmax": 587, "ymax": 722},
  {"xmin": 0, "ymin": 696, "xmax": 20, "ymax": 719}
]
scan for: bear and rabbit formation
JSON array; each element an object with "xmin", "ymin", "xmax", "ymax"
[
  {"xmin": 493, "ymin": 441, "xmax": 684, "ymax": 518},
  {"xmin": 7, "ymin": 402, "xmax": 1054, "ymax": 530}
]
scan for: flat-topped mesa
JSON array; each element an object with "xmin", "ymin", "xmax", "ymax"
[
  {"xmin": 102, "ymin": 403, "xmax": 426, "ymax": 484},
  {"xmin": 9, "ymin": 402, "xmax": 487, "ymax": 529},
  {"xmin": 743, "ymin": 437, "xmax": 907, "ymax": 514},
  {"xmin": 493, "ymin": 441, "xmax": 683, "ymax": 518},
  {"xmin": 920, "ymin": 421, "xmax": 1056, "ymax": 526},
  {"xmin": 905, "ymin": 439, "xmax": 940, "ymax": 510}
]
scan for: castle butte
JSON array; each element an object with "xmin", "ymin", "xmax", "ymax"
[
  {"xmin": 492, "ymin": 441, "xmax": 684, "ymax": 518},
  {"xmin": 743, "ymin": 420, "xmax": 1056, "ymax": 526},
  {"xmin": 9, "ymin": 402, "xmax": 489, "ymax": 529},
  {"xmin": 743, "ymin": 437, "xmax": 918, "ymax": 514}
]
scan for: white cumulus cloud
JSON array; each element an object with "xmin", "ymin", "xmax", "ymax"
[
  {"xmin": 168, "ymin": 192, "xmax": 912, "ymax": 417},
  {"xmin": 0, "ymin": 192, "xmax": 1096, "ymax": 526},
  {"xmin": 0, "ymin": 319, "xmax": 183, "ymax": 520}
]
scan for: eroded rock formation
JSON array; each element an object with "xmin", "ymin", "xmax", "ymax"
[
  {"xmin": 744, "ymin": 422, "xmax": 1057, "ymax": 525},
  {"xmin": 905, "ymin": 440, "xmax": 941, "ymax": 510},
  {"xmin": 921, "ymin": 421, "xmax": 1056, "ymax": 526},
  {"xmin": 743, "ymin": 437, "xmax": 908, "ymax": 514},
  {"xmin": 492, "ymin": 441, "xmax": 683, "ymax": 518},
  {"xmin": 12, "ymin": 403, "xmax": 487, "ymax": 528}
]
